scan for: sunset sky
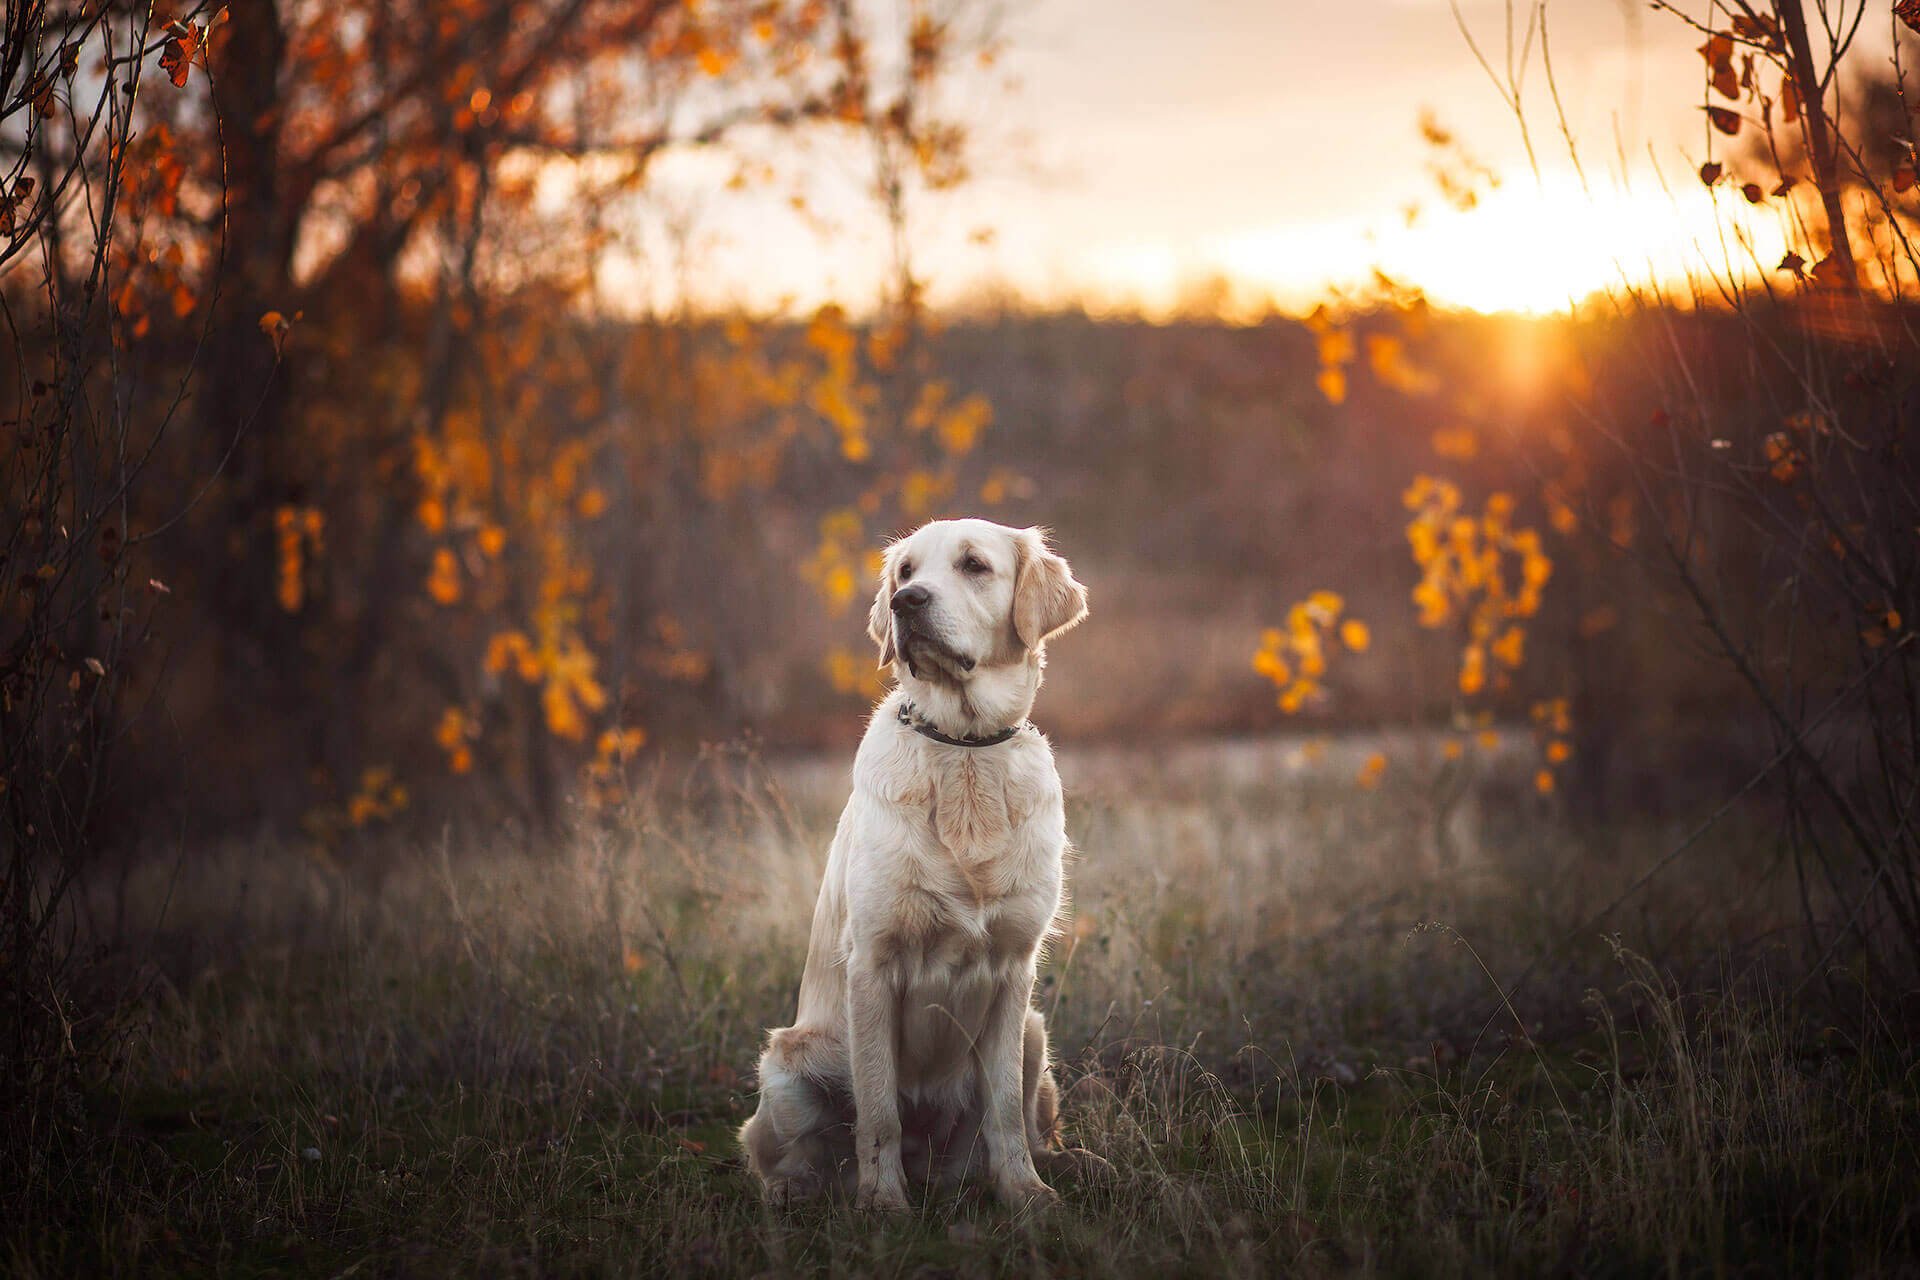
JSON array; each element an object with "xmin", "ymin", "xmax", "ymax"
[{"xmin": 604, "ymin": 0, "xmax": 1877, "ymax": 317}]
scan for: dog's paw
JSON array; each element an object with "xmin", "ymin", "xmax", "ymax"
[
  {"xmin": 993, "ymin": 1174, "xmax": 1060, "ymax": 1212},
  {"xmin": 854, "ymin": 1179, "xmax": 909, "ymax": 1213},
  {"xmin": 764, "ymin": 1172, "xmax": 825, "ymax": 1209},
  {"xmin": 1036, "ymin": 1146, "xmax": 1113, "ymax": 1183}
]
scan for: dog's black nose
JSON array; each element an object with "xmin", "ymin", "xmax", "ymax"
[{"xmin": 891, "ymin": 584, "xmax": 931, "ymax": 614}]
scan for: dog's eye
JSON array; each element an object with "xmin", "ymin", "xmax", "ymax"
[
  {"xmin": 960, "ymin": 555, "xmax": 989, "ymax": 575},
  {"xmin": 898, "ymin": 561, "xmax": 913, "ymax": 581}
]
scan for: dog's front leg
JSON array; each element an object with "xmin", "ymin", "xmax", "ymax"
[
  {"xmin": 847, "ymin": 960, "xmax": 909, "ymax": 1211},
  {"xmin": 979, "ymin": 968, "xmax": 1058, "ymax": 1209}
]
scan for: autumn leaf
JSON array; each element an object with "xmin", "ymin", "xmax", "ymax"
[
  {"xmin": 258, "ymin": 309, "xmax": 301, "ymax": 356},
  {"xmin": 1698, "ymin": 162, "xmax": 1723, "ymax": 186},
  {"xmin": 1764, "ymin": 432, "xmax": 1799, "ymax": 482},
  {"xmin": 1810, "ymin": 254, "xmax": 1852, "ymax": 289},
  {"xmin": 1490, "ymin": 626, "xmax": 1525, "ymax": 668},
  {"xmin": 1894, "ymin": 166, "xmax": 1916, "ymax": 194},
  {"xmin": 426, "ymin": 547, "xmax": 462, "ymax": 604},
  {"xmin": 160, "ymin": 21, "xmax": 201, "ymax": 88},
  {"xmin": 1705, "ymin": 107, "xmax": 1742, "ymax": 136},
  {"xmin": 1899, "ymin": 0, "xmax": 1920, "ymax": 35},
  {"xmin": 1458, "ymin": 644, "xmax": 1486, "ymax": 695},
  {"xmin": 1777, "ymin": 251, "xmax": 1806, "ymax": 276},
  {"xmin": 1731, "ymin": 14, "xmax": 1780, "ymax": 47},
  {"xmin": 1741, "ymin": 182, "xmax": 1763, "ymax": 204}
]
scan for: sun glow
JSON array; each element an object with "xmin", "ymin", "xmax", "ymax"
[{"xmin": 1192, "ymin": 174, "xmax": 1801, "ymax": 317}]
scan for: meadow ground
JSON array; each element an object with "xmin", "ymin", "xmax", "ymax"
[{"xmin": 10, "ymin": 734, "xmax": 1919, "ymax": 1277}]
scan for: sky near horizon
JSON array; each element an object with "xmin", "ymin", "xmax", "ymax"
[{"xmin": 590, "ymin": 0, "xmax": 1867, "ymax": 318}]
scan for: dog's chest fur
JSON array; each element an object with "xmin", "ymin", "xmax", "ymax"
[{"xmin": 848, "ymin": 717, "xmax": 1064, "ymax": 974}]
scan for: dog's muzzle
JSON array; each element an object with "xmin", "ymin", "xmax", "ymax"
[{"xmin": 891, "ymin": 586, "xmax": 975, "ymax": 679}]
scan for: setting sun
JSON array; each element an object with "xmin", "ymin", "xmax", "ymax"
[{"xmin": 1204, "ymin": 176, "xmax": 1799, "ymax": 316}]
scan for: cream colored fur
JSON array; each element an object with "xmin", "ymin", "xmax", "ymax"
[{"xmin": 739, "ymin": 519, "xmax": 1091, "ymax": 1210}]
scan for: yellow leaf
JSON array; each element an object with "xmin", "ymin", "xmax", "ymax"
[
  {"xmin": 1534, "ymin": 768, "xmax": 1556, "ymax": 795},
  {"xmin": 1458, "ymin": 645, "xmax": 1486, "ymax": 695},
  {"xmin": 426, "ymin": 548, "xmax": 461, "ymax": 605},
  {"xmin": 1339, "ymin": 619, "xmax": 1370, "ymax": 652},
  {"xmin": 1546, "ymin": 740, "xmax": 1571, "ymax": 764},
  {"xmin": 435, "ymin": 706, "xmax": 467, "ymax": 750},
  {"xmin": 1490, "ymin": 626, "xmax": 1525, "ymax": 668},
  {"xmin": 1252, "ymin": 648, "xmax": 1292, "ymax": 685},
  {"xmin": 543, "ymin": 680, "xmax": 586, "ymax": 741}
]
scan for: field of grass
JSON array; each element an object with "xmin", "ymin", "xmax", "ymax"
[{"xmin": 9, "ymin": 737, "xmax": 1918, "ymax": 1277}]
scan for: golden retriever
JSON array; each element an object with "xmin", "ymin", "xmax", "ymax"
[{"xmin": 739, "ymin": 518, "xmax": 1091, "ymax": 1210}]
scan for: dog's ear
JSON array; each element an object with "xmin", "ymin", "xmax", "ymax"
[
  {"xmin": 868, "ymin": 546, "xmax": 897, "ymax": 669},
  {"xmin": 1013, "ymin": 528, "xmax": 1088, "ymax": 650}
]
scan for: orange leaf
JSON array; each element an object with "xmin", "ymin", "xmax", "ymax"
[
  {"xmin": 159, "ymin": 23, "xmax": 200, "ymax": 88},
  {"xmin": 258, "ymin": 309, "xmax": 300, "ymax": 356}
]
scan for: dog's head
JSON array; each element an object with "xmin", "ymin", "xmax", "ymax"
[{"xmin": 867, "ymin": 519, "xmax": 1087, "ymax": 690}]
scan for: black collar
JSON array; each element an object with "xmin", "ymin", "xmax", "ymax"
[{"xmin": 897, "ymin": 701, "xmax": 1025, "ymax": 748}]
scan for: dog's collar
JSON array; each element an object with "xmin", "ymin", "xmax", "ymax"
[{"xmin": 896, "ymin": 701, "xmax": 1026, "ymax": 748}]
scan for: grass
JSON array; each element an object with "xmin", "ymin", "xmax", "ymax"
[{"xmin": 7, "ymin": 739, "xmax": 1918, "ymax": 1277}]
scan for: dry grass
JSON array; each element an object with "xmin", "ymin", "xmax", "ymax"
[{"xmin": 6, "ymin": 738, "xmax": 1916, "ymax": 1277}]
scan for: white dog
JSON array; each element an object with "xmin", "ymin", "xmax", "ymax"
[{"xmin": 740, "ymin": 518, "xmax": 1091, "ymax": 1210}]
